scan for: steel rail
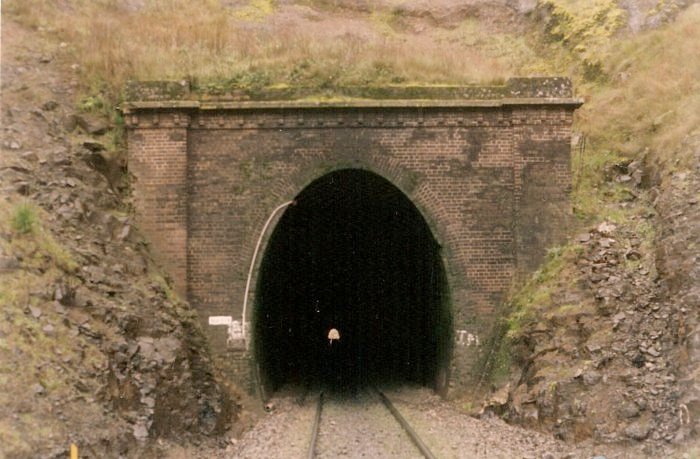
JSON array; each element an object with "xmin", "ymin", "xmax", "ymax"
[
  {"xmin": 307, "ymin": 389, "xmax": 437, "ymax": 459},
  {"xmin": 307, "ymin": 391, "xmax": 324, "ymax": 459},
  {"xmin": 376, "ymin": 389, "xmax": 438, "ymax": 459}
]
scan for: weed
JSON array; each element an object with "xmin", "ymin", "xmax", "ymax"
[
  {"xmin": 37, "ymin": 233, "xmax": 79, "ymax": 273},
  {"xmin": 505, "ymin": 243, "xmax": 581, "ymax": 338},
  {"xmin": 150, "ymin": 271, "xmax": 179, "ymax": 302},
  {"xmin": 3, "ymin": 199, "xmax": 79, "ymax": 273},
  {"xmin": 11, "ymin": 203, "xmax": 37, "ymax": 235},
  {"xmin": 78, "ymin": 94, "xmax": 106, "ymax": 113}
]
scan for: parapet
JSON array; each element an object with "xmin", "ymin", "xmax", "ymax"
[{"xmin": 122, "ymin": 77, "xmax": 582, "ymax": 110}]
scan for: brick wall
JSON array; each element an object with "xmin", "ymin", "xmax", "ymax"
[
  {"xmin": 126, "ymin": 94, "xmax": 579, "ymax": 395},
  {"xmin": 127, "ymin": 114, "xmax": 189, "ymax": 294},
  {"xmin": 512, "ymin": 107, "xmax": 575, "ymax": 277}
]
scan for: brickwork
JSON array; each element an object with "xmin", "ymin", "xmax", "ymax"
[
  {"xmin": 128, "ymin": 121, "xmax": 189, "ymax": 294},
  {"xmin": 124, "ymin": 80, "xmax": 581, "ymax": 395},
  {"xmin": 512, "ymin": 107, "xmax": 575, "ymax": 277}
]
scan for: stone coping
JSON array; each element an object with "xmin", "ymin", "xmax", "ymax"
[
  {"xmin": 122, "ymin": 77, "xmax": 583, "ymax": 110},
  {"xmin": 123, "ymin": 97, "xmax": 583, "ymax": 112}
]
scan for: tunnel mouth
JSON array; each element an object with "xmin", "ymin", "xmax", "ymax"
[{"xmin": 254, "ymin": 169, "xmax": 451, "ymax": 395}]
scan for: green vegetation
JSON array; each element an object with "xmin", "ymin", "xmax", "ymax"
[
  {"xmin": 10, "ymin": 203, "xmax": 37, "ymax": 235},
  {"xmin": 4, "ymin": 200, "xmax": 78, "ymax": 273},
  {"xmin": 477, "ymin": 320, "xmax": 513, "ymax": 388},
  {"xmin": 474, "ymin": 243, "xmax": 583, "ymax": 392},
  {"xmin": 539, "ymin": 0, "xmax": 627, "ymax": 52},
  {"xmin": 578, "ymin": 6, "xmax": 700, "ymax": 165},
  {"xmin": 150, "ymin": 271, "xmax": 179, "ymax": 303},
  {"xmin": 0, "ymin": 199, "xmax": 98, "ymax": 454},
  {"xmin": 506, "ymin": 244, "xmax": 582, "ymax": 338},
  {"xmin": 569, "ymin": 5, "xmax": 700, "ymax": 222}
]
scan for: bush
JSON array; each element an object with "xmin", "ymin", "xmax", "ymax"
[{"xmin": 11, "ymin": 203, "xmax": 37, "ymax": 235}]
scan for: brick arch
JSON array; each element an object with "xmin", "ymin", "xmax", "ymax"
[
  {"xmin": 258, "ymin": 155, "xmax": 457, "ymax": 253},
  {"xmin": 246, "ymin": 167, "xmax": 454, "ymax": 394},
  {"xmin": 244, "ymin": 160, "xmax": 461, "ymax": 330}
]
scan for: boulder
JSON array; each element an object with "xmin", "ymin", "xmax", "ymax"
[{"xmin": 624, "ymin": 421, "xmax": 651, "ymax": 440}]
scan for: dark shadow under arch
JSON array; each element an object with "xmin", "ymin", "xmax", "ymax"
[{"xmin": 253, "ymin": 169, "xmax": 452, "ymax": 394}]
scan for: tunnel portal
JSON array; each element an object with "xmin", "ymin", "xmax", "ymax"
[
  {"xmin": 126, "ymin": 80, "xmax": 581, "ymax": 395},
  {"xmin": 254, "ymin": 169, "xmax": 452, "ymax": 393}
]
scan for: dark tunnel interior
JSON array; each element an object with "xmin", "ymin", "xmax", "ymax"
[{"xmin": 254, "ymin": 169, "xmax": 452, "ymax": 394}]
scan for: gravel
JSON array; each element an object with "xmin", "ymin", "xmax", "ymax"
[
  {"xmin": 228, "ymin": 393, "xmax": 316, "ymax": 458},
  {"xmin": 384, "ymin": 386, "xmax": 570, "ymax": 459},
  {"xmin": 204, "ymin": 386, "xmax": 573, "ymax": 459},
  {"xmin": 314, "ymin": 391, "xmax": 423, "ymax": 459}
]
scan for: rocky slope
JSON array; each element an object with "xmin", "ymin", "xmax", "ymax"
[
  {"xmin": 0, "ymin": 20, "xmax": 236, "ymax": 457},
  {"xmin": 1, "ymin": 0, "xmax": 698, "ymax": 457},
  {"xmin": 488, "ymin": 171, "xmax": 685, "ymax": 447},
  {"xmin": 473, "ymin": 1, "xmax": 700, "ymax": 453},
  {"xmin": 483, "ymin": 78, "xmax": 699, "ymax": 458},
  {"xmin": 654, "ymin": 134, "xmax": 700, "ymax": 445}
]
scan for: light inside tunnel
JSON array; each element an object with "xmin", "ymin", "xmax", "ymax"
[{"xmin": 253, "ymin": 169, "xmax": 452, "ymax": 393}]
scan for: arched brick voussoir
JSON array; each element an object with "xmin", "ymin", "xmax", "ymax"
[
  {"xmin": 242, "ymin": 156, "xmax": 457, "ymax": 313},
  {"xmin": 262, "ymin": 153, "xmax": 453, "ymax": 246}
]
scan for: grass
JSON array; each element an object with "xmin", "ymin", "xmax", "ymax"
[
  {"xmin": 4, "ymin": 200, "xmax": 79, "ymax": 273},
  {"xmin": 561, "ymin": 4, "xmax": 700, "ymax": 224},
  {"xmin": 577, "ymin": 5, "xmax": 700, "ymax": 168},
  {"xmin": 505, "ymin": 244, "xmax": 582, "ymax": 338},
  {"xmin": 10, "ymin": 203, "xmax": 37, "ymax": 234},
  {"xmin": 4, "ymin": 0, "xmax": 519, "ymax": 106}
]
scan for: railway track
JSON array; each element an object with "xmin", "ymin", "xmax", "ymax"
[{"xmin": 306, "ymin": 388, "xmax": 437, "ymax": 459}]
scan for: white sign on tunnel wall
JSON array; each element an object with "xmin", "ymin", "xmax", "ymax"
[
  {"xmin": 208, "ymin": 316, "xmax": 247, "ymax": 343},
  {"xmin": 456, "ymin": 329, "xmax": 480, "ymax": 346}
]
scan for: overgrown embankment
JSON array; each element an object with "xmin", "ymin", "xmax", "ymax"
[
  {"xmin": 479, "ymin": 2, "xmax": 700, "ymax": 453},
  {"xmin": 4, "ymin": 0, "xmax": 521, "ymax": 101},
  {"xmin": 0, "ymin": 19, "xmax": 236, "ymax": 457}
]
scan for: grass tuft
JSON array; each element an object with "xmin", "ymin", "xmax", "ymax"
[
  {"xmin": 11, "ymin": 203, "xmax": 37, "ymax": 235},
  {"xmin": 3, "ymin": 200, "xmax": 79, "ymax": 273},
  {"xmin": 506, "ymin": 243, "xmax": 581, "ymax": 338}
]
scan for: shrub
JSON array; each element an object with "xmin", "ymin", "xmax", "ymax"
[{"xmin": 11, "ymin": 203, "xmax": 37, "ymax": 235}]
